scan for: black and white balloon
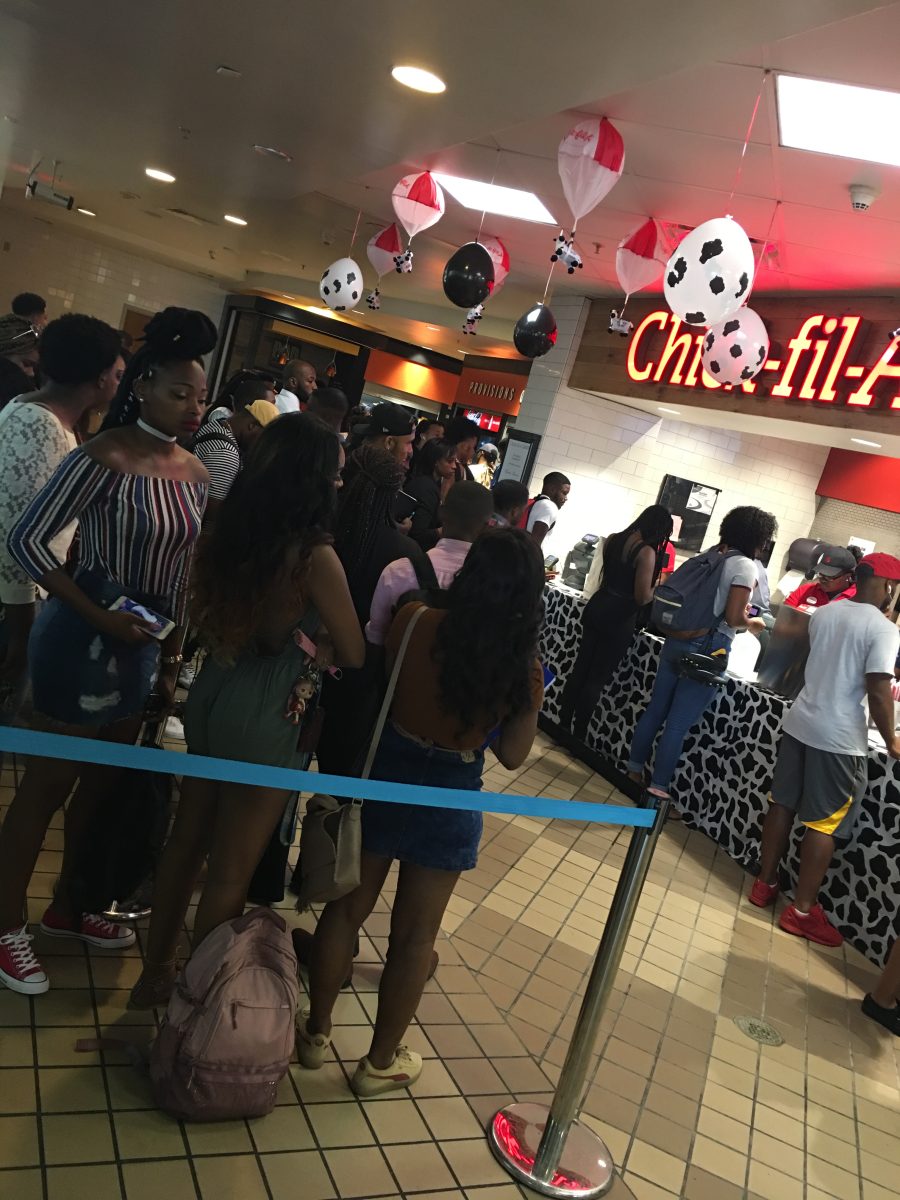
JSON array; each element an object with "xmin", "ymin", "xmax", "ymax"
[
  {"xmin": 319, "ymin": 256, "xmax": 363, "ymax": 311},
  {"xmin": 443, "ymin": 242, "xmax": 495, "ymax": 309},
  {"xmin": 513, "ymin": 302, "xmax": 558, "ymax": 359},
  {"xmin": 663, "ymin": 217, "xmax": 754, "ymax": 327},
  {"xmin": 701, "ymin": 307, "xmax": 769, "ymax": 385}
]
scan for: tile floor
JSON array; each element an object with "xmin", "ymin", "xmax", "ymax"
[{"xmin": 1, "ymin": 732, "xmax": 898, "ymax": 1200}]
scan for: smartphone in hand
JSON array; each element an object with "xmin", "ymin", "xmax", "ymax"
[{"xmin": 109, "ymin": 596, "xmax": 175, "ymax": 640}]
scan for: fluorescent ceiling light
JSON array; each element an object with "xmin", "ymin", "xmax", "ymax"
[
  {"xmin": 392, "ymin": 65, "xmax": 445, "ymax": 94},
  {"xmin": 76, "ymin": 207, "xmax": 96, "ymax": 217},
  {"xmin": 658, "ymin": 406, "xmax": 680, "ymax": 415},
  {"xmin": 145, "ymin": 167, "xmax": 176, "ymax": 183},
  {"xmin": 851, "ymin": 436, "xmax": 881, "ymax": 448},
  {"xmin": 432, "ymin": 172, "xmax": 555, "ymax": 224},
  {"xmin": 777, "ymin": 74, "xmax": 900, "ymax": 167},
  {"xmin": 224, "ymin": 214, "xmax": 247, "ymax": 226},
  {"xmin": 305, "ymin": 305, "xmax": 335, "ymax": 319}
]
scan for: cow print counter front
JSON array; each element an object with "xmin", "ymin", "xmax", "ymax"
[{"xmin": 541, "ymin": 584, "xmax": 899, "ymax": 967}]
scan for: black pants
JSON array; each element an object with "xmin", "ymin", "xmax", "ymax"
[{"xmin": 558, "ymin": 594, "xmax": 636, "ymax": 743}]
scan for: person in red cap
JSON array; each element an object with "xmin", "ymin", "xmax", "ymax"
[
  {"xmin": 750, "ymin": 552, "xmax": 900, "ymax": 946},
  {"xmin": 783, "ymin": 545, "xmax": 857, "ymax": 610}
]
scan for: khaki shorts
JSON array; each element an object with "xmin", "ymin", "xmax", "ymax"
[{"xmin": 770, "ymin": 733, "xmax": 868, "ymax": 839}]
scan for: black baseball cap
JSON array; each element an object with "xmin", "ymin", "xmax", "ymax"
[
  {"xmin": 815, "ymin": 546, "xmax": 857, "ymax": 578},
  {"xmin": 366, "ymin": 402, "xmax": 415, "ymax": 438}
]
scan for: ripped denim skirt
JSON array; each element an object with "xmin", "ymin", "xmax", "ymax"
[{"xmin": 28, "ymin": 571, "xmax": 166, "ymax": 726}]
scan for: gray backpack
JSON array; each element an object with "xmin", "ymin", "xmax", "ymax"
[
  {"xmin": 149, "ymin": 908, "xmax": 299, "ymax": 1122},
  {"xmin": 651, "ymin": 546, "xmax": 740, "ymax": 635}
]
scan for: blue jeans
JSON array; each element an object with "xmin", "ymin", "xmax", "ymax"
[{"xmin": 627, "ymin": 632, "xmax": 730, "ymax": 792}]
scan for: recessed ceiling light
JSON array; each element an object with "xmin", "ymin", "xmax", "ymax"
[
  {"xmin": 777, "ymin": 74, "xmax": 900, "ymax": 168},
  {"xmin": 224, "ymin": 214, "xmax": 247, "ymax": 226},
  {"xmin": 432, "ymin": 172, "xmax": 554, "ymax": 224},
  {"xmin": 426, "ymin": 324, "xmax": 440, "ymax": 331},
  {"xmin": 252, "ymin": 144, "xmax": 293, "ymax": 162},
  {"xmin": 76, "ymin": 207, "xmax": 96, "ymax": 217},
  {"xmin": 658, "ymin": 406, "xmax": 680, "ymax": 415},
  {"xmin": 392, "ymin": 65, "xmax": 446, "ymax": 94},
  {"xmin": 851, "ymin": 436, "xmax": 882, "ymax": 448},
  {"xmin": 145, "ymin": 167, "xmax": 176, "ymax": 183}
]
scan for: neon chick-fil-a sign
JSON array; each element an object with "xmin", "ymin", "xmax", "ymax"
[{"xmin": 626, "ymin": 310, "xmax": 900, "ymax": 408}]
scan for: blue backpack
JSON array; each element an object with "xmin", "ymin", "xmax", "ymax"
[{"xmin": 651, "ymin": 546, "xmax": 740, "ymax": 635}]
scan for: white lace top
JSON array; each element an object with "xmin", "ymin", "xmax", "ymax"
[{"xmin": 0, "ymin": 398, "xmax": 77, "ymax": 604}]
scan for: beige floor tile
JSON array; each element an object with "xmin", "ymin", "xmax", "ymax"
[
  {"xmin": 121, "ymin": 1159, "xmax": 199, "ymax": 1200},
  {"xmin": 806, "ymin": 1155, "xmax": 863, "ymax": 1200},
  {"xmin": 635, "ymin": 1110, "xmax": 693, "ymax": 1160},
  {"xmin": 306, "ymin": 1101, "xmax": 374, "ymax": 1149},
  {"xmin": 42, "ymin": 1111, "xmax": 115, "ymax": 1165},
  {"xmin": 385, "ymin": 1141, "xmax": 456, "ymax": 1192},
  {"xmin": 45, "ymin": 1164, "xmax": 122, "ymax": 1200},
  {"xmin": 0, "ymin": 1027, "xmax": 36, "ymax": 1066},
  {"xmin": 690, "ymin": 1134, "xmax": 747, "ymax": 1186},
  {"xmin": 187, "ymin": 1118, "xmax": 253, "ymax": 1157},
  {"xmin": 363, "ymin": 1098, "xmax": 431, "ymax": 1144},
  {"xmin": 324, "ymin": 1146, "xmax": 397, "ymax": 1198},
  {"xmin": 408, "ymin": 1059, "xmax": 460, "ymax": 1099},
  {"xmin": 0, "ymin": 990, "xmax": 34, "ymax": 1025},
  {"xmin": 623, "ymin": 1173, "xmax": 678, "ymax": 1199},
  {"xmin": 697, "ymin": 1107, "xmax": 750, "ymax": 1155},
  {"xmin": 0, "ymin": 1067, "xmax": 36, "ymax": 1114},
  {"xmin": 0, "ymin": 1114, "xmax": 40, "ymax": 1168},
  {"xmin": 417, "ymin": 1096, "xmax": 484, "ymax": 1141},
  {"xmin": 39, "ymin": 1065, "xmax": 110, "ymax": 1113},
  {"xmin": 442, "ymin": 1137, "xmax": 511, "ymax": 1187},
  {"xmin": 682, "ymin": 1165, "xmax": 745, "ymax": 1200},
  {"xmin": 627, "ymin": 1140, "xmax": 687, "ymax": 1194},
  {"xmin": 193, "ymin": 1154, "xmax": 269, "ymax": 1200},
  {"xmin": 114, "ymin": 1108, "xmax": 187, "ymax": 1159},
  {"xmin": 262, "ymin": 1150, "xmax": 335, "ymax": 1200},
  {"xmin": 0, "ymin": 1169, "xmax": 42, "ymax": 1200}
]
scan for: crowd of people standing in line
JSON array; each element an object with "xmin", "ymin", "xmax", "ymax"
[{"xmin": 0, "ymin": 293, "xmax": 896, "ymax": 1101}]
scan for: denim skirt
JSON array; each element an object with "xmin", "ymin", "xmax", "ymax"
[
  {"xmin": 362, "ymin": 723, "xmax": 484, "ymax": 872},
  {"xmin": 29, "ymin": 571, "xmax": 165, "ymax": 726}
]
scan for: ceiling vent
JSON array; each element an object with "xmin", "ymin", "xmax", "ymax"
[
  {"xmin": 849, "ymin": 184, "xmax": 877, "ymax": 212},
  {"xmin": 162, "ymin": 207, "xmax": 215, "ymax": 226}
]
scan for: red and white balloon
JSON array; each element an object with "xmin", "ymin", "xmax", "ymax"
[
  {"xmin": 480, "ymin": 235, "xmax": 509, "ymax": 294},
  {"xmin": 558, "ymin": 117, "xmax": 624, "ymax": 228},
  {"xmin": 701, "ymin": 308, "xmax": 769, "ymax": 386},
  {"xmin": 390, "ymin": 171, "xmax": 445, "ymax": 273},
  {"xmin": 365, "ymin": 223, "xmax": 404, "ymax": 308},
  {"xmin": 616, "ymin": 218, "xmax": 664, "ymax": 301}
]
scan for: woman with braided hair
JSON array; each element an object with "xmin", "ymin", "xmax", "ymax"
[{"xmin": 0, "ymin": 307, "xmax": 215, "ymax": 996}]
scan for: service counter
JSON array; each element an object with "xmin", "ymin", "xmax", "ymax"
[{"xmin": 541, "ymin": 583, "xmax": 900, "ymax": 967}]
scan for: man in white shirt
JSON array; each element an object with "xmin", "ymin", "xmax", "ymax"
[
  {"xmin": 274, "ymin": 359, "xmax": 317, "ymax": 414},
  {"xmin": 366, "ymin": 481, "xmax": 493, "ymax": 645},
  {"xmin": 525, "ymin": 472, "xmax": 571, "ymax": 548},
  {"xmin": 750, "ymin": 552, "xmax": 900, "ymax": 946}
]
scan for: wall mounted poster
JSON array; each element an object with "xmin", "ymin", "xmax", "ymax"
[
  {"xmin": 657, "ymin": 474, "xmax": 721, "ymax": 552},
  {"xmin": 496, "ymin": 429, "xmax": 541, "ymax": 487}
]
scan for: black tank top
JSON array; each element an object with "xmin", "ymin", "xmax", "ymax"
[{"xmin": 602, "ymin": 537, "xmax": 647, "ymax": 603}]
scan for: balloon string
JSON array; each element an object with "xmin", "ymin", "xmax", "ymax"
[
  {"xmin": 728, "ymin": 69, "xmax": 769, "ymax": 209},
  {"xmin": 541, "ymin": 260, "xmax": 556, "ymax": 307},
  {"xmin": 477, "ymin": 148, "xmax": 500, "ymax": 243},
  {"xmin": 754, "ymin": 200, "xmax": 780, "ymax": 276},
  {"xmin": 349, "ymin": 209, "xmax": 362, "ymax": 251}
]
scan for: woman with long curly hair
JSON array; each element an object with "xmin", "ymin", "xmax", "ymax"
[
  {"xmin": 130, "ymin": 413, "xmax": 363, "ymax": 1007},
  {"xmin": 300, "ymin": 528, "xmax": 545, "ymax": 1096},
  {"xmin": 0, "ymin": 307, "xmax": 212, "ymax": 996}
]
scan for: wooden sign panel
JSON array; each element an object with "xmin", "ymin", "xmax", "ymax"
[{"xmin": 569, "ymin": 296, "xmax": 900, "ymax": 437}]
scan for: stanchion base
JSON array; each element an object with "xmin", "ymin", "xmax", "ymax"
[{"xmin": 488, "ymin": 1103, "xmax": 614, "ymax": 1198}]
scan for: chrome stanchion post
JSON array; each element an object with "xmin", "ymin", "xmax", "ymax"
[{"xmin": 488, "ymin": 797, "xmax": 671, "ymax": 1199}]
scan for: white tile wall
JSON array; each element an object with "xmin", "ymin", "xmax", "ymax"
[
  {"xmin": 0, "ymin": 208, "xmax": 227, "ymax": 329},
  {"xmin": 516, "ymin": 296, "xmax": 830, "ymax": 580}
]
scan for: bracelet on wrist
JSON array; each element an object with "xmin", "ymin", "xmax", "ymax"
[{"xmin": 161, "ymin": 654, "xmax": 183, "ymax": 666}]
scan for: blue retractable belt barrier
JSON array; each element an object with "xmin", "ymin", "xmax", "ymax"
[{"xmin": 0, "ymin": 727, "xmax": 654, "ymax": 828}]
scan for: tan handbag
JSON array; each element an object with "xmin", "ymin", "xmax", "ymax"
[{"xmin": 295, "ymin": 606, "xmax": 426, "ymax": 910}]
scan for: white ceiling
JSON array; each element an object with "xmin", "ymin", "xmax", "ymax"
[{"xmin": 1, "ymin": 0, "xmax": 899, "ymax": 364}]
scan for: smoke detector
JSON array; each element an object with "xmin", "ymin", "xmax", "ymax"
[{"xmin": 849, "ymin": 184, "xmax": 877, "ymax": 212}]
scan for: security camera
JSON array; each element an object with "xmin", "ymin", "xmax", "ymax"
[{"xmin": 25, "ymin": 178, "xmax": 74, "ymax": 209}]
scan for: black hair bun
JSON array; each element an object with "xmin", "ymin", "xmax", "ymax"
[{"xmin": 141, "ymin": 306, "xmax": 217, "ymax": 360}]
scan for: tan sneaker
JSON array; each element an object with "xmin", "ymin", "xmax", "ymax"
[
  {"xmin": 295, "ymin": 1010, "xmax": 331, "ymax": 1069},
  {"xmin": 351, "ymin": 1046, "xmax": 423, "ymax": 1097}
]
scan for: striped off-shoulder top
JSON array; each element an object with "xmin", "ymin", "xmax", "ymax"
[{"xmin": 8, "ymin": 447, "xmax": 207, "ymax": 621}]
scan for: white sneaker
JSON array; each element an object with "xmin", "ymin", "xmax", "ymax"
[
  {"xmin": 177, "ymin": 664, "xmax": 196, "ymax": 690},
  {"xmin": 295, "ymin": 1010, "xmax": 331, "ymax": 1070},
  {"xmin": 0, "ymin": 925, "xmax": 49, "ymax": 994},
  {"xmin": 164, "ymin": 715, "xmax": 185, "ymax": 742},
  {"xmin": 351, "ymin": 1046, "xmax": 423, "ymax": 1097}
]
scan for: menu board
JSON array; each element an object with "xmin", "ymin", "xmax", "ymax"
[
  {"xmin": 496, "ymin": 429, "xmax": 541, "ymax": 486},
  {"xmin": 657, "ymin": 474, "xmax": 721, "ymax": 552}
]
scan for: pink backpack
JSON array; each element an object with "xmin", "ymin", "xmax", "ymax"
[{"xmin": 149, "ymin": 908, "xmax": 300, "ymax": 1121}]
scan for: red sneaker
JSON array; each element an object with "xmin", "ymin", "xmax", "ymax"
[
  {"xmin": 0, "ymin": 925, "xmax": 49, "ymax": 994},
  {"xmin": 779, "ymin": 903, "xmax": 843, "ymax": 947},
  {"xmin": 749, "ymin": 878, "xmax": 779, "ymax": 908},
  {"xmin": 40, "ymin": 909, "xmax": 137, "ymax": 949}
]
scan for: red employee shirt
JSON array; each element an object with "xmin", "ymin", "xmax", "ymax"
[{"xmin": 784, "ymin": 581, "xmax": 856, "ymax": 611}]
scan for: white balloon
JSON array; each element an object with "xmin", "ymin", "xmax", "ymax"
[
  {"xmin": 701, "ymin": 307, "xmax": 769, "ymax": 386},
  {"xmin": 319, "ymin": 257, "xmax": 364, "ymax": 312},
  {"xmin": 367, "ymin": 223, "xmax": 403, "ymax": 280},
  {"xmin": 663, "ymin": 217, "xmax": 755, "ymax": 327}
]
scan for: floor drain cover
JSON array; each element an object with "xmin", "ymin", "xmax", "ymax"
[{"xmin": 734, "ymin": 1015, "xmax": 784, "ymax": 1046}]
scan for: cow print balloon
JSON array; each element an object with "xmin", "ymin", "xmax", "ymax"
[
  {"xmin": 663, "ymin": 217, "xmax": 755, "ymax": 327},
  {"xmin": 319, "ymin": 256, "xmax": 364, "ymax": 312},
  {"xmin": 701, "ymin": 307, "xmax": 769, "ymax": 386}
]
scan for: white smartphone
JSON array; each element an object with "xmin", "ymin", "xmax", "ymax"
[{"xmin": 109, "ymin": 596, "xmax": 175, "ymax": 640}]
